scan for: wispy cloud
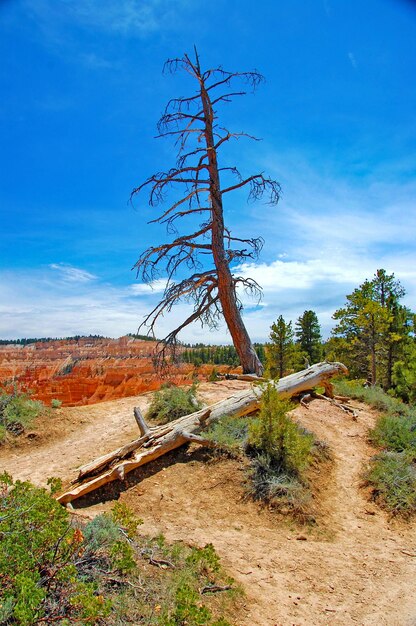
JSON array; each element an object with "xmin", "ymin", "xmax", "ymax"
[
  {"xmin": 348, "ymin": 51, "xmax": 357, "ymax": 69},
  {"xmin": 67, "ymin": 0, "xmax": 164, "ymax": 36},
  {"xmin": 323, "ymin": 0, "xmax": 331, "ymax": 17},
  {"xmin": 254, "ymin": 148, "xmax": 416, "ymax": 262},
  {"xmin": 25, "ymin": 0, "xmax": 191, "ymax": 39},
  {"xmin": 79, "ymin": 52, "xmax": 117, "ymax": 70},
  {"xmin": 49, "ymin": 263, "xmax": 97, "ymax": 283},
  {"xmin": 0, "ymin": 268, "xmax": 200, "ymax": 341}
]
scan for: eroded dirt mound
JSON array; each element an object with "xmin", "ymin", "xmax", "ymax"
[{"xmin": 1, "ymin": 381, "xmax": 415, "ymax": 625}]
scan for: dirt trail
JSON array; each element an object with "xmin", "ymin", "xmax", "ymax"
[{"xmin": 1, "ymin": 382, "xmax": 416, "ymax": 625}]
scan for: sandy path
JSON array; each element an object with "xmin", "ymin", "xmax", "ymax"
[{"xmin": 1, "ymin": 383, "xmax": 415, "ymax": 625}]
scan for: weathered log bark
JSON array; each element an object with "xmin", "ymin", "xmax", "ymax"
[{"xmin": 57, "ymin": 362, "xmax": 347, "ymax": 505}]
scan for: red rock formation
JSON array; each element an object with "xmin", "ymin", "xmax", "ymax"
[{"xmin": 0, "ymin": 337, "xmax": 201, "ymax": 406}]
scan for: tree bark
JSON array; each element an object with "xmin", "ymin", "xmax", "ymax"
[{"xmin": 56, "ymin": 361, "xmax": 347, "ymax": 505}]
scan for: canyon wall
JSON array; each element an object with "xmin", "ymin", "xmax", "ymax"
[{"xmin": 0, "ymin": 337, "xmax": 206, "ymax": 406}]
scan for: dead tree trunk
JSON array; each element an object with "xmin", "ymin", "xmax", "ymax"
[
  {"xmin": 57, "ymin": 361, "xmax": 347, "ymax": 505},
  {"xmin": 199, "ymin": 77, "xmax": 263, "ymax": 376}
]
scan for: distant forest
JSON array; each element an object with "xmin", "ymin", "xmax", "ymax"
[
  {"xmin": 180, "ymin": 343, "xmax": 266, "ymax": 366},
  {"xmin": 0, "ymin": 334, "xmax": 107, "ymax": 345}
]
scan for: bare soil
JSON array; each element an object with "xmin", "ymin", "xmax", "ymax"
[{"xmin": 1, "ymin": 381, "xmax": 415, "ymax": 625}]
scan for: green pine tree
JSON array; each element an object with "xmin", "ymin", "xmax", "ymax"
[
  {"xmin": 332, "ymin": 270, "xmax": 413, "ymax": 387},
  {"xmin": 295, "ymin": 310, "xmax": 322, "ymax": 365},
  {"xmin": 266, "ymin": 316, "xmax": 303, "ymax": 378}
]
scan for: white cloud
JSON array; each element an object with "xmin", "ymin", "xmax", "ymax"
[
  {"xmin": 237, "ymin": 258, "xmax": 363, "ymax": 292},
  {"xmin": 49, "ymin": 263, "xmax": 97, "ymax": 283},
  {"xmin": 253, "ymin": 148, "xmax": 416, "ymax": 263},
  {"xmin": 1, "ymin": 250, "xmax": 415, "ymax": 344},
  {"xmin": 0, "ymin": 268, "xmax": 212, "ymax": 341},
  {"xmin": 130, "ymin": 279, "xmax": 167, "ymax": 295}
]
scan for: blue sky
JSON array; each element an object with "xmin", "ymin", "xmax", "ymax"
[{"xmin": 1, "ymin": 0, "xmax": 415, "ymax": 342}]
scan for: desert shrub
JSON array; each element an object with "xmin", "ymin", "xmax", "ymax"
[
  {"xmin": 205, "ymin": 415, "xmax": 250, "ymax": 454},
  {"xmin": 83, "ymin": 513, "xmax": 122, "ymax": 551},
  {"xmin": 366, "ymin": 452, "xmax": 416, "ymax": 515},
  {"xmin": 112, "ymin": 500, "xmax": 143, "ymax": 537},
  {"xmin": 82, "ymin": 505, "xmax": 139, "ymax": 575},
  {"xmin": 335, "ymin": 379, "xmax": 416, "ymax": 456},
  {"xmin": 161, "ymin": 583, "xmax": 232, "ymax": 626},
  {"xmin": 51, "ymin": 398, "xmax": 62, "ymax": 409},
  {"xmin": 153, "ymin": 541, "xmax": 235, "ymax": 626},
  {"xmin": 206, "ymin": 386, "xmax": 324, "ymax": 518},
  {"xmin": 185, "ymin": 542, "xmax": 221, "ymax": 574},
  {"xmin": 146, "ymin": 382, "xmax": 202, "ymax": 424},
  {"xmin": 113, "ymin": 533, "xmax": 240, "ymax": 626},
  {"xmin": 337, "ymin": 380, "xmax": 416, "ymax": 515}
]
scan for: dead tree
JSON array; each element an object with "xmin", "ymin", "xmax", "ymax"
[{"xmin": 132, "ymin": 48, "xmax": 280, "ymax": 376}]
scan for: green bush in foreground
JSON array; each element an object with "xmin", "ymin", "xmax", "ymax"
[
  {"xmin": 0, "ymin": 474, "xmax": 238, "ymax": 625},
  {"xmin": 146, "ymin": 382, "xmax": 202, "ymax": 424},
  {"xmin": 0, "ymin": 473, "xmax": 112, "ymax": 624},
  {"xmin": 206, "ymin": 386, "xmax": 324, "ymax": 518}
]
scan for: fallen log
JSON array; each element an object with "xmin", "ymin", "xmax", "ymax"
[{"xmin": 57, "ymin": 361, "xmax": 347, "ymax": 505}]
